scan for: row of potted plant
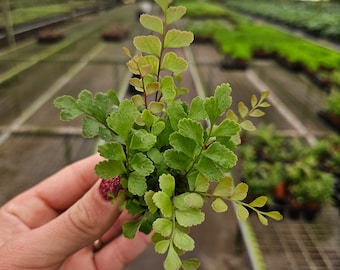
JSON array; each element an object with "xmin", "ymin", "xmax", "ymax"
[
  {"xmin": 188, "ymin": 17, "xmax": 340, "ymax": 88},
  {"xmin": 318, "ymin": 72, "xmax": 340, "ymax": 132},
  {"xmin": 225, "ymin": 0, "xmax": 340, "ymax": 42},
  {"xmin": 182, "ymin": 2, "xmax": 340, "ymax": 132},
  {"xmin": 238, "ymin": 124, "xmax": 339, "ymax": 221},
  {"xmin": 175, "ymin": 0, "xmax": 239, "ymax": 22}
]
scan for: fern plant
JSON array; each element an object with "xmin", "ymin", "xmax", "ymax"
[{"xmin": 54, "ymin": 1, "xmax": 282, "ymax": 269}]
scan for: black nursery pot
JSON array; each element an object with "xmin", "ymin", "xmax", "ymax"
[
  {"xmin": 318, "ymin": 110, "xmax": 340, "ymax": 133},
  {"xmin": 220, "ymin": 56, "xmax": 248, "ymax": 70},
  {"xmin": 287, "ymin": 198, "xmax": 302, "ymax": 220},
  {"xmin": 302, "ymin": 202, "xmax": 321, "ymax": 222}
]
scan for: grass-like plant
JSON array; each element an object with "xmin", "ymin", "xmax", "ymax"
[{"xmin": 54, "ymin": 1, "xmax": 282, "ymax": 269}]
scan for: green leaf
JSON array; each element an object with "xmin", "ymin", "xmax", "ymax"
[
  {"xmin": 236, "ymin": 204, "xmax": 249, "ymax": 221},
  {"xmin": 140, "ymin": 64, "xmax": 153, "ymax": 78},
  {"xmin": 153, "ymin": 218, "xmax": 173, "ymax": 237},
  {"xmin": 98, "ymin": 127, "xmax": 114, "ymax": 141},
  {"xmin": 173, "ymin": 228, "xmax": 195, "ymax": 251},
  {"xmin": 151, "ymin": 120, "xmax": 165, "ymax": 136},
  {"xmin": 184, "ymin": 193, "xmax": 204, "ymax": 209},
  {"xmin": 249, "ymin": 109, "xmax": 265, "ymax": 117},
  {"xmin": 211, "ymin": 119, "xmax": 240, "ymax": 137},
  {"xmin": 195, "ymin": 156, "xmax": 224, "ymax": 182},
  {"xmin": 189, "ymin": 96, "xmax": 208, "ymax": 120},
  {"xmin": 155, "ymin": 0, "xmax": 171, "ymax": 12},
  {"xmin": 173, "ymin": 193, "xmax": 188, "ymax": 210},
  {"xmin": 130, "ymin": 153, "xmax": 155, "ymax": 176},
  {"xmin": 194, "ymin": 173, "xmax": 209, "ymax": 193},
  {"xmin": 161, "ymin": 52, "xmax": 188, "ymax": 76},
  {"xmin": 149, "ymin": 101, "xmax": 164, "ymax": 114},
  {"xmin": 97, "ymin": 142, "xmax": 126, "ymax": 161},
  {"xmin": 177, "ymin": 118, "xmax": 204, "ymax": 147},
  {"xmin": 240, "ymin": 120, "xmax": 256, "ymax": 131},
  {"xmin": 147, "ymin": 147, "xmax": 164, "ymax": 164},
  {"xmin": 152, "ymin": 232, "xmax": 163, "ymax": 244},
  {"xmin": 128, "ymin": 172, "xmax": 147, "ymax": 196},
  {"xmin": 107, "ymin": 89, "xmax": 120, "ymax": 107},
  {"xmin": 159, "ymin": 174, "xmax": 175, "ymax": 197},
  {"xmin": 160, "ymin": 76, "xmax": 176, "ymax": 103},
  {"xmin": 238, "ymin": 102, "xmax": 249, "ymax": 119},
  {"xmin": 164, "ymin": 149, "xmax": 192, "ymax": 171},
  {"xmin": 138, "ymin": 55, "xmax": 159, "ymax": 75},
  {"xmin": 249, "ymin": 196, "xmax": 268, "ymax": 208},
  {"xmin": 204, "ymin": 84, "xmax": 232, "ymax": 124},
  {"xmin": 231, "ymin": 182, "xmax": 248, "ymax": 201},
  {"xmin": 251, "ymin": 94, "xmax": 258, "ymax": 107},
  {"xmin": 169, "ymin": 132, "xmax": 198, "ymax": 158},
  {"xmin": 164, "ymin": 245, "xmax": 182, "ymax": 270},
  {"xmin": 211, "ymin": 198, "xmax": 228, "ymax": 213},
  {"xmin": 257, "ymin": 213, "xmax": 268, "ymax": 226},
  {"xmin": 145, "ymin": 82, "xmax": 160, "ymax": 96},
  {"xmin": 155, "ymin": 239, "xmax": 170, "ymax": 254},
  {"xmin": 164, "ymin": 29, "xmax": 194, "ymax": 49},
  {"xmin": 260, "ymin": 90, "xmax": 270, "ymax": 101},
  {"xmin": 204, "ymin": 96, "xmax": 218, "ymax": 124},
  {"xmin": 140, "ymin": 211, "xmax": 158, "ymax": 234},
  {"xmin": 214, "ymin": 83, "xmax": 232, "ymax": 115},
  {"xmin": 166, "ymin": 6, "xmax": 186, "ymax": 25},
  {"xmin": 203, "ymin": 142, "xmax": 238, "ymax": 170},
  {"xmin": 131, "ymin": 94, "xmax": 144, "ymax": 106},
  {"xmin": 145, "ymin": 190, "xmax": 158, "ymax": 213},
  {"xmin": 95, "ymin": 160, "xmax": 126, "ymax": 179},
  {"xmin": 153, "ymin": 191, "xmax": 173, "ymax": 218},
  {"xmin": 130, "ymin": 129, "xmax": 157, "ymax": 151},
  {"xmin": 182, "ymin": 258, "xmax": 200, "ymax": 270},
  {"xmin": 129, "ymin": 77, "xmax": 143, "ymax": 90},
  {"xmin": 167, "ymin": 101, "xmax": 187, "ymax": 130},
  {"xmin": 123, "ymin": 219, "xmax": 141, "ymax": 239},
  {"xmin": 175, "ymin": 208, "xmax": 205, "ymax": 227},
  {"xmin": 226, "ymin": 109, "xmax": 238, "ymax": 122},
  {"xmin": 264, "ymin": 211, "xmax": 283, "ymax": 221},
  {"xmin": 140, "ymin": 14, "xmax": 163, "ymax": 34},
  {"xmin": 106, "ymin": 99, "xmax": 139, "ymax": 140},
  {"xmin": 82, "ymin": 116, "xmax": 99, "ymax": 138},
  {"xmin": 141, "ymin": 109, "xmax": 155, "ymax": 128},
  {"xmin": 134, "ymin": 35, "xmax": 162, "ymax": 57},
  {"xmin": 54, "ymin": 95, "xmax": 83, "ymax": 120},
  {"xmin": 213, "ymin": 176, "xmax": 234, "ymax": 197},
  {"xmin": 259, "ymin": 101, "xmax": 271, "ymax": 108},
  {"xmin": 126, "ymin": 199, "xmax": 145, "ymax": 215},
  {"xmin": 75, "ymin": 89, "xmax": 92, "ymax": 111}
]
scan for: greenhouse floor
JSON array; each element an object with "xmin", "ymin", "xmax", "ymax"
[{"xmin": 250, "ymin": 207, "xmax": 340, "ymax": 270}]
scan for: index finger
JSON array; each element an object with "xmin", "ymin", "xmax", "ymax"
[
  {"xmin": 2, "ymin": 154, "xmax": 103, "ymax": 228},
  {"xmin": 35, "ymin": 154, "xmax": 104, "ymax": 210}
]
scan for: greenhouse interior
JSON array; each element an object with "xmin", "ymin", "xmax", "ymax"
[{"xmin": 0, "ymin": 0, "xmax": 339, "ymax": 269}]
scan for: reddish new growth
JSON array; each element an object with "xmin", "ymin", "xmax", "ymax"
[{"xmin": 99, "ymin": 176, "xmax": 123, "ymax": 201}]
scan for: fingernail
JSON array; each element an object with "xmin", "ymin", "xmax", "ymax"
[{"xmin": 99, "ymin": 176, "xmax": 123, "ymax": 201}]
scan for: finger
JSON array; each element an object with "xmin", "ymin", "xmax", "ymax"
[
  {"xmin": 4, "ymin": 180, "xmax": 123, "ymax": 268},
  {"xmin": 100, "ymin": 210, "xmax": 138, "ymax": 244},
  {"xmin": 94, "ymin": 231, "xmax": 152, "ymax": 270},
  {"xmin": 2, "ymin": 155, "xmax": 103, "ymax": 228},
  {"xmin": 35, "ymin": 154, "xmax": 103, "ymax": 210}
]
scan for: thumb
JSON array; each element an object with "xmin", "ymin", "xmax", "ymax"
[{"xmin": 32, "ymin": 179, "xmax": 122, "ymax": 261}]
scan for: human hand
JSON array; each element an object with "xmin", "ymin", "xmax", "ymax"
[{"xmin": 0, "ymin": 155, "xmax": 151, "ymax": 270}]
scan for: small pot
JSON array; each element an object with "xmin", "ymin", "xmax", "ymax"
[
  {"xmin": 302, "ymin": 201, "xmax": 322, "ymax": 222},
  {"xmin": 288, "ymin": 198, "xmax": 302, "ymax": 220}
]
